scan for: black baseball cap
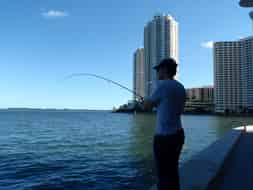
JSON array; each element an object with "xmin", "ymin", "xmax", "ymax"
[{"xmin": 153, "ymin": 58, "xmax": 177, "ymax": 70}]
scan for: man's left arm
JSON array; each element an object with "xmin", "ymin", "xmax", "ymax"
[
  {"xmin": 142, "ymin": 98, "xmax": 156, "ymax": 110},
  {"xmin": 141, "ymin": 84, "xmax": 164, "ymax": 110}
]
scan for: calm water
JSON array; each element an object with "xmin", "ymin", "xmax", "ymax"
[{"xmin": 0, "ymin": 110, "xmax": 253, "ymax": 190}]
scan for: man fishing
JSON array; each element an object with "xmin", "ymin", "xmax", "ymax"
[
  {"xmin": 142, "ymin": 58, "xmax": 186, "ymax": 190},
  {"xmin": 65, "ymin": 58, "xmax": 185, "ymax": 190}
]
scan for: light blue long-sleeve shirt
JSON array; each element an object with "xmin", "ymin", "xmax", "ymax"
[{"xmin": 147, "ymin": 80, "xmax": 186, "ymax": 136}]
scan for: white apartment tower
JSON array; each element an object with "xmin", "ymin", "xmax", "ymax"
[
  {"xmin": 214, "ymin": 37, "xmax": 253, "ymax": 113},
  {"xmin": 144, "ymin": 14, "xmax": 179, "ymax": 97},
  {"xmin": 133, "ymin": 48, "xmax": 145, "ymax": 101}
]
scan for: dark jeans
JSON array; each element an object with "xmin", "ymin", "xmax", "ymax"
[{"xmin": 153, "ymin": 129, "xmax": 185, "ymax": 190}]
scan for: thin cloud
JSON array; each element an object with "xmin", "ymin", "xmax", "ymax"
[
  {"xmin": 201, "ymin": 41, "xmax": 214, "ymax": 49},
  {"xmin": 237, "ymin": 36, "xmax": 246, "ymax": 40},
  {"xmin": 42, "ymin": 10, "xmax": 68, "ymax": 18}
]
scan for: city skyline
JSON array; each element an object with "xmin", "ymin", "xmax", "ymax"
[{"xmin": 0, "ymin": 1, "xmax": 251, "ymax": 109}]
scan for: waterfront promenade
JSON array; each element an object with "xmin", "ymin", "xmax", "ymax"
[{"xmin": 150, "ymin": 126, "xmax": 253, "ymax": 190}]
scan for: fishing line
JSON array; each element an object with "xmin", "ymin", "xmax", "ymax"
[{"xmin": 64, "ymin": 73, "xmax": 144, "ymax": 99}]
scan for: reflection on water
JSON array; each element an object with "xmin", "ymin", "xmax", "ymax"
[{"xmin": 0, "ymin": 111, "xmax": 253, "ymax": 190}]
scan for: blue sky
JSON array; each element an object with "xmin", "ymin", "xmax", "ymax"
[{"xmin": 0, "ymin": 0, "xmax": 252, "ymax": 109}]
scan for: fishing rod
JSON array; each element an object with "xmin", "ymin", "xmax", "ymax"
[{"xmin": 64, "ymin": 73, "xmax": 144, "ymax": 99}]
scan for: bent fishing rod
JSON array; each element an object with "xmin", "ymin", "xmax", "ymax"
[{"xmin": 64, "ymin": 73, "xmax": 144, "ymax": 100}]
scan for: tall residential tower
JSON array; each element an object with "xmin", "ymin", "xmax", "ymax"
[
  {"xmin": 214, "ymin": 37, "xmax": 253, "ymax": 113},
  {"xmin": 144, "ymin": 14, "xmax": 179, "ymax": 97},
  {"xmin": 133, "ymin": 48, "xmax": 145, "ymax": 101}
]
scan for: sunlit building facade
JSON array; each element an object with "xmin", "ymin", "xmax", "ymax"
[
  {"xmin": 144, "ymin": 14, "xmax": 179, "ymax": 97},
  {"xmin": 133, "ymin": 48, "xmax": 145, "ymax": 101}
]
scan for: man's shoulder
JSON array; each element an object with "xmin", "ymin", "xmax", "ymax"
[
  {"xmin": 165, "ymin": 80, "xmax": 185, "ymax": 89},
  {"xmin": 175, "ymin": 80, "xmax": 185, "ymax": 90}
]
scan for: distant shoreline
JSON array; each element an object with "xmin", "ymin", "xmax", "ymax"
[
  {"xmin": 0, "ymin": 108, "xmax": 111, "ymax": 112},
  {"xmin": 1, "ymin": 108, "xmax": 252, "ymax": 117},
  {"xmin": 113, "ymin": 109, "xmax": 253, "ymax": 117}
]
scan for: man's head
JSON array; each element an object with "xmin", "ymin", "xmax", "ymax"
[{"xmin": 153, "ymin": 58, "xmax": 178, "ymax": 80}]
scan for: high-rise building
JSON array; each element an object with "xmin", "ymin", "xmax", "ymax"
[
  {"xmin": 214, "ymin": 37, "xmax": 253, "ymax": 113},
  {"xmin": 186, "ymin": 86, "xmax": 214, "ymax": 102},
  {"xmin": 133, "ymin": 48, "xmax": 145, "ymax": 101},
  {"xmin": 144, "ymin": 14, "xmax": 179, "ymax": 97}
]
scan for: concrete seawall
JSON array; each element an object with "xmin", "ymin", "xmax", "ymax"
[
  {"xmin": 216, "ymin": 126, "xmax": 253, "ymax": 190},
  {"xmin": 150, "ymin": 127, "xmax": 244, "ymax": 190}
]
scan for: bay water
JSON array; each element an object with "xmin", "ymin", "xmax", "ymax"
[{"xmin": 0, "ymin": 110, "xmax": 253, "ymax": 190}]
